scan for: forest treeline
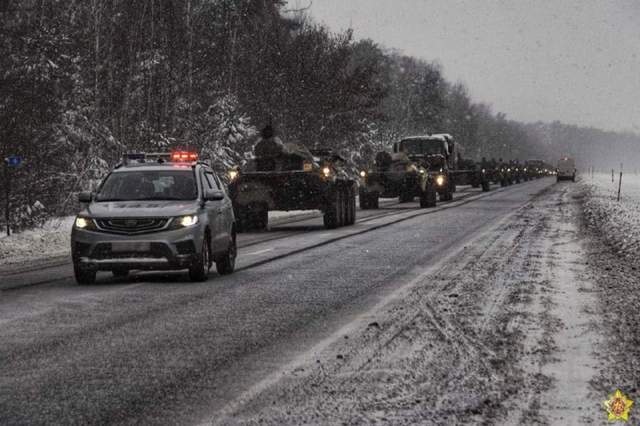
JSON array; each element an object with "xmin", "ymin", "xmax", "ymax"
[{"xmin": 1, "ymin": 0, "xmax": 638, "ymax": 229}]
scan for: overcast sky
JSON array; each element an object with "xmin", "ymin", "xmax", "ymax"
[{"xmin": 299, "ymin": 0, "xmax": 640, "ymax": 133}]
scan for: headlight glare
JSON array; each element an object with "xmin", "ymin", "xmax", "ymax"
[
  {"xmin": 75, "ymin": 217, "xmax": 90, "ymax": 229},
  {"xmin": 436, "ymin": 175, "xmax": 445, "ymax": 186},
  {"xmin": 177, "ymin": 215, "xmax": 198, "ymax": 227}
]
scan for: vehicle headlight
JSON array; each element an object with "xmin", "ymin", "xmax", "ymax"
[
  {"xmin": 360, "ymin": 170, "xmax": 367, "ymax": 178},
  {"xmin": 74, "ymin": 216, "xmax": 96, "ymax": 230},
  {"xmin": 481, "ymin": 168, "xmax": 486, "ymax": 173},
  {"xmin": 229, "ymin": 170, "xmax": 239, "ymax": 181},
  {"xmin": 436, "ymin": 175, "xmax": 445, "ymax": 186},
  {"xmin": 507, "ymin": 168, "xmax": 511, "ymax": 172},
  {"xmin": 322, "ymin": 166, "xmax": 331, "ymax": 177},
  {"xmin": 173, "ymin": 215, "xmax": 199, "ymax": 228}
]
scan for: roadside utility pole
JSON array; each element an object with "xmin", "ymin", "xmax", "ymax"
[
  {"xmin": 617, "ymin": 163, "xmax": 623, "ymax": 202},
  {"xmin": 3, "ymin": 160, "xmax": 9, "ymax": 236}
]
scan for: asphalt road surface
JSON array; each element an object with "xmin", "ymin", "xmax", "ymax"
[{"xmin": 0, "ymin": 178, "xmax": 557, "ymax": 425}]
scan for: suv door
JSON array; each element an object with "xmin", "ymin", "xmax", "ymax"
[
  {"xmin": 211, "ymin": 172, "xmax": 233, "ymax": 239},
  {"xmin": 203, "ymin": 170, "xmax": 228, "ymax": 255},
  {"xmin": 199, "ymin": 169, "xmax": 222, "ymax": 254}
]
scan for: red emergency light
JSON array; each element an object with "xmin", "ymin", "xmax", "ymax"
[{"xmin": 171, "ymin": 151, "xmax": 198, "ymax": 162}]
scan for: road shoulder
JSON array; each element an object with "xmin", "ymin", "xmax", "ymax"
[{"xmin": 210, "ymin": 182, "xmax": 606, "ymax": 425}]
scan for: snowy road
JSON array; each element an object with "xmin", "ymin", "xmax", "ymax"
[{"xmin": 0, "ymin": 177, "xmax": 621, "ymax": 425}]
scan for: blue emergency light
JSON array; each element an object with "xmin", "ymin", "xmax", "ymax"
[{"xmin": 4, "ymin": 155, "xmax": 22, "ymax": 167}]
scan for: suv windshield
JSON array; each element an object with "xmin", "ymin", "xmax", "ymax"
[
  {"xmin": 96, "ymin": 170, "xmax": 197, "ymax": 201},
  {"xmin": 400, "ymin": 139, "xmax": 446, "ymax": 156}
]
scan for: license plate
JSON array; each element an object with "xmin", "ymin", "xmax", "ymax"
[
  {"xmin": 111, "ymin": 242, "xmax": 150, "ymax": 253},
  {"xmin": 303, "ymin": 163, "xmax": 312, "ymax": 172}
]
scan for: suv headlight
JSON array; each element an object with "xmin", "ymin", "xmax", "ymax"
[
  {"xmin": 171, "ymin": 215, "xmax": 199, "ymax": 229},
  {"xmin": 435, "ymin": 175, "xmax": 446, "ymax": 186},
  {"xmin": 74, "ymin": 216, "xmax": 96, "ymax": 230}
]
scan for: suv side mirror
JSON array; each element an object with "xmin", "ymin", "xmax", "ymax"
[
  {"xmin": 204, "ymin": 189, "xmax": 224, "ymax": 201},
  {"xmin": 78, "ymin": 191, "xmax": 92, "ymax": 203}
]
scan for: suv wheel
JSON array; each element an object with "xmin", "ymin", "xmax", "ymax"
[
  {"xmin": 189, "ymin": 236, "xmax": 210, "ymax": 282},
  {"xmin": 216, "ymin": 231, "xmax": 237, "ymax": 275},
  {"xmin": 74, "ymin": 263, "xmax": 96, "ymax": 285}
]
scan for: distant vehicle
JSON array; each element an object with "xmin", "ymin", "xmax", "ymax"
[
  {"xmin": 525, "ymin": 159, "xmax": 545, "ymax": 179},
  {"xmin": 359, "ymin": 133, "xmax": 490, "ymax": 210},
  {"xmin": 556, "ymin": 157, "xmax": 576, "ymax": 182},
  {"xmin": 71, "ymin": 151, "xmax": 237, "ymax": 284},
  {"xmin": 228, "ymin": 135, "xmax": 357, "ymax": 231},
  {"xmin": 359, "ymin": 148, "xmax": 437, "ymax": 209}
]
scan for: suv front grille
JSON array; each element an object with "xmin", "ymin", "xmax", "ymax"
[
  {"xmin": 91, "ymin": 242, "xmax": 171, "ymax": 259},
  {"xmin": 95, "ymin": 218, "xmax": 169, "ymax": 235}
]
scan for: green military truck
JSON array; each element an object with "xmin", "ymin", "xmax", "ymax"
[
  {"xmin": 359, "ymin": 134, "xmax": 489, "ymax": 210},
  {"xmin": 228, "ymin": 135, "xmax": 356, "ymax": 232}
]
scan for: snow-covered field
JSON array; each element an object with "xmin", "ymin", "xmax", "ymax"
[{"xmin": 582, "ymin": 172, "xmax": 640, "ymax": 259}]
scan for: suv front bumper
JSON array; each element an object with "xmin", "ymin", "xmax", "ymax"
[{"xmin": 71, "ymin": 225, "xmax": 205, "ymax": 271}]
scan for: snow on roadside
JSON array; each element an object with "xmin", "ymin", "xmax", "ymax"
[
  {"xmin": 582, "ymin": 173, "xmax": 640, "ymax": 259},
  {"xmin": 0, "ymin": 210, "xmax": 329, "ymax": 267},
  {"xmin": 0, "ymin": 216, "xmax": 75, "ymax": 266}
]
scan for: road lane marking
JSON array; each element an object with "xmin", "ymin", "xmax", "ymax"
[{"xmin": 243, "ymin": 248, "xmax": 274, "ymax": 256}]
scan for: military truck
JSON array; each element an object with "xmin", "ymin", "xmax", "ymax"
[
  {"xmin": 359, "ymin": 134, "xmax": 490, "ymax": 209},
  {"xmin": 511, "ymin": 160, "xmax": 525, "ymax": 183},
  {"xmin": 556, "ymin": 157, "xmax": 576, "ymax": 182},
  {"xmin": 496, "ymin": 158, "xmax": 514, "ymax": 186},
  {"xmin": 228, "ymin": 133, "xmax": 357, "ymax": 232}
]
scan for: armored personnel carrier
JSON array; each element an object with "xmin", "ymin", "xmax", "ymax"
[
  {"xmin": 228, "ymin": 132, "xmax": 356, "ymax": 232},
  {"xmin": 358, "ymin": 148, "xmax": 438, "ymax": 209}
]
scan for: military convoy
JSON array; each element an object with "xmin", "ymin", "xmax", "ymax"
[
  {"xmin": 227, "ymin": 129, "xmax": 357, "ymax": 232},
  {"xmin": 358, "ymin": 134, "xmax": 491, "ymax": 209},
  {"xmin": 228, "ymin": 128, "xmax": 555, "ymax": 233},
  {"xmin": 70, "ymin": 127, "xmax": 556, "ymax": 284}
]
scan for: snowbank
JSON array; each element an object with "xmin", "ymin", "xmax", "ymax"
[
  {"xmin": 0, "ymin": 216, "xmax": 75, "ymax": 266},
  {"xmin": 0, "ymin": 210, "xmax": 325, "ymax": 267},
  {"xmin": 582, "ymin": 172, "xmax": 640, "ymax": 259}
]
